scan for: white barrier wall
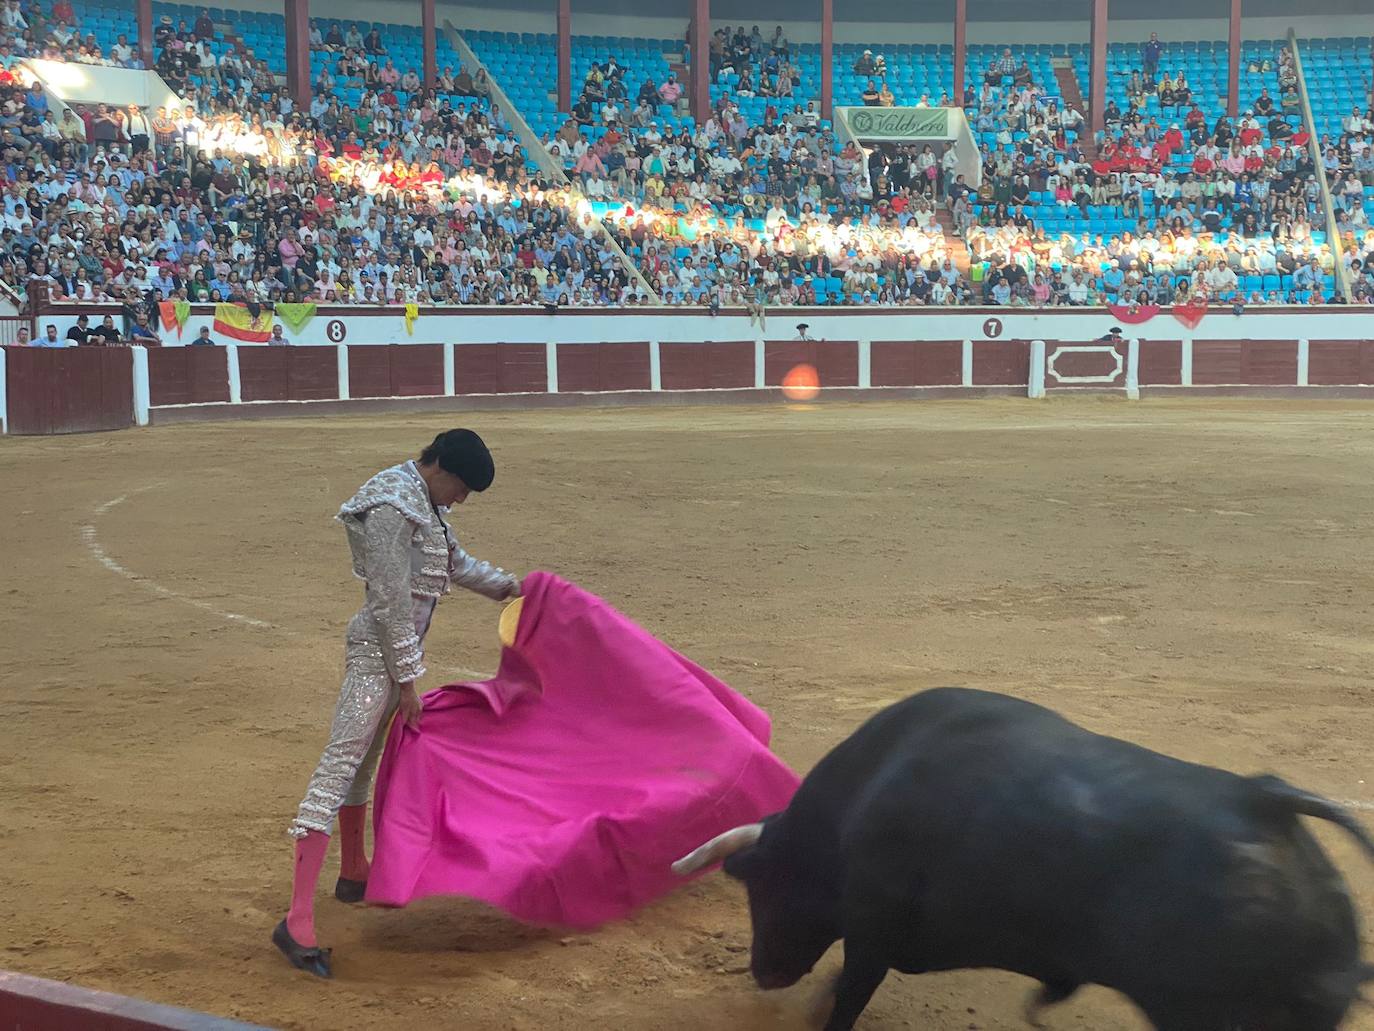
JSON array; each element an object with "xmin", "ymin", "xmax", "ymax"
[{"xmin": 33, "ymin": 305, "xmax": 1374, "ymax": 349}]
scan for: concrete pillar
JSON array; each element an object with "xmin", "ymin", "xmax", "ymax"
[
  {"xmin": 556, "ymin": 0, "xmax": 571, "ymax": 111},
  {"xmin": 952, "ymin": 0, "xmax": 966, "ymax": 107},
  {"xmin": 689, "ymin": 0, "xmax": 709, "ymax": 121},
  {"xmin": 1227, "ymin": 0, "xmax": 1242, "ymax": 118},
  {"xmin": 284, "ymin": 0, "xmax": 310, "ymax": 110},
  {"xmin": 1089, "ymin": 0, "xmax": 1108, "ymax": 135},
  {"xmin": 137, "ymin": 0, "xmax": 153, "ymax": 69},
  {"xmin": 820, "ymin": 0, "xmax": 833, "ymax": 120},
  {"xmin": 422, "ymin": 0, "xmax": 437, "ymax": 91}
]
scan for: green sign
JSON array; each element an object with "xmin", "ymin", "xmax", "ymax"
[{"xmin": 842, "ymin": 106, "xmax": 951, "ymax": 141}]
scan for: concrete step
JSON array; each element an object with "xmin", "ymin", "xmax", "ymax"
[
  {"xmin": 1052, "ymin": 62, "xmax": 1095, "ymax": 157},
  {"xmin": 934, "ymin": 209, "xmax": 971, "ymax": 275}
]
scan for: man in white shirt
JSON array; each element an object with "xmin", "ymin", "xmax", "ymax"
[
  {"xmin": 110, "ymin": 33, "xmax": 133, "ymax": 64},
  {"xmin": 195, "ymin": 41, "xmax": 218, "ymax": 83},
  {"xmin": 709, "ymin": 149, "xmax": 741, "ymax": 177},
  {"xmin": 1067, "ymin": 273, "xmax": 1090, "ymax": 305},
  {"xmin": 1208, "ymin": 262, "xmax": 1238, "ymax": 296}
]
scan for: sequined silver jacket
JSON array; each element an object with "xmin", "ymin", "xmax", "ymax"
[{"xmin": 337, "ymin": 460, "xmax": 517, "ymax": 685}]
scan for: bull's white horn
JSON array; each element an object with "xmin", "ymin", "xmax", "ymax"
[{"xmin": 671, "ymin": 823, "xmax": 763, "ymax": 876}]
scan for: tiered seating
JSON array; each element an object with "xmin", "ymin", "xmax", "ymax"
[
  {"xmin": 8, "ymin": 0, "xmax": 1372, "ymax": 313},
  {"xmin": 1298, "ymin": 36, "xmax": 1371, "ymax": 139},
  {"xmin": 469, "ymin": 32, "xmax": 694, "ymax": 139},
  {"xmin": 966, "ymin": 44, "xmax": 1064, "ymax": 103},
  {"xmin": 832, "ymin": 43, "xmax": 953, "ymax": 107}
]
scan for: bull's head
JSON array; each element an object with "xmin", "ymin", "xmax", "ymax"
[{"xmin": 673, "ymin": 815, "xmax": 841, "ymax": 990}]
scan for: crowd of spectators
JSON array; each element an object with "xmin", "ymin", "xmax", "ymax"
[
  {"xmin": 951, "ymin": 47, "xmax": 1358, "ymax": 306},
  {"xmin": 0, "ymin": 4, "xmax": 655, "ymax": 317},
  {"xmin": 0, "ymin": 1, "xmax": 1368, "ymax": 321},
  {"xmin": 0, "ymin": 0, "xmax": 144, "ymax": 68}
]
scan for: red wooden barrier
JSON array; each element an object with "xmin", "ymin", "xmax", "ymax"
[
  {"xmin": 3, "ymin": 346, "xmax": 133, "ymax": 434},
  {"xmin": 870, "ymin": 340, "xmax": 963, "ymax": 386},
  {"xmin": 1307, "ymin": 340, "xmax": 1374, "ymax": 385},
  {"xmin": 658, "ymin": 341, "xmax": 754, "ymax": 390},
  {"xmin": 1138, "ymin": 340, "xmax": 1183, "ymax": 385},
  {"xmin": 147, "ymin": 347, "xmax": 230, "ymax": 406},
  {"xmin": 1193, "ymin": 340, "xmax": 1297, "ymax": 385},
  {"xmin": 556, "ymin": 342, "xmax": 652, "ymax": 392},
  {"xmin": 764, "ymin": 340, "xmax": 858, "ymax": 387},
  {"xmin": 347, "ymin": 344, "xmax": 446, "ymax": 398},
  {"xmin": 0, "ymin": 969, "xmax": 268, "ymax": 1030},
  {"xmin": 237, "ymin": 346, "xmax": 338, "ymax": 402},
  {"xmin": 972, "ymin": 340, "xmax": 1032, "ymax": 386},
  {"xmin": 452, "ymin": 343, "xmax": 547, "ymax": 394}
]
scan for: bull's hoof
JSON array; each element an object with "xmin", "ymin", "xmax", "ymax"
[
  {"xmin": 272, "ymin": 919, "xmax": 332, "ymax": 979},
  {"xmin": 334, "ymin": 877, "xmax": 367, "ymax": 904}
]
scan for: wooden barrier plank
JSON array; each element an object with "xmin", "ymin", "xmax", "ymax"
[
  {"xmin": 1191, "ymin": 340, "xmax": 1242, "ymax": 385},
  {"xmin": 147, "ymin": 347, "xmax": 192, "ymax": 406},
  {"xmin": 557, "ymin": 343, "xmax": 651, "ymax": 393},
  {"xmin": 0, "ymin": 969, "xmax": 269, "ymax": 1031},
  {"xmin": 452, "ymin": 344, "xmax": 500, "ymax": 394},
  {"xmin": 1138, "ymin": 340, "xmax": 1183, "ymax": 385},
  {"xmin": 764, "ymin": 341, "xmax": 859, "ymax": 387},
  {"xmin": 596, "ymin": 342, "xmax": 652, "ymax": 391},
  {"xmin": 972, "ymin": 340, "xmax": 1031, "ymax": 386},
  {"xmin": 555, "ymin": 343, "xmax": 598, "ymax": 394},
  {"xmin": 3, "ymin": 346, "xmax": 133, "ymax": 433},
  {"xmin": 1307, "ymin": 340, "xmax": 1374, "ymax": 386},
  {"xmin": 497, "ymin": 344, "xmax": 547, "ymax": 393},
  {"xmin": 658, "ymin": 341, "xmax": 754, "ymax": 390},
  {"xmin": 389, "ymin": 344, "xmax": 445, "ymax": 396},
  {"xmin": 148, "ymin": 348, "xmax": 229, "ymax": 406},
  {"xmin": 285, "ymin": 347, "xmax": 339, "ymax": 401},
  {"xmin": 347, "ymin": 345, "xmax": 393, "ymax": 399},
  {"xmin": 54, "ymin": 349, "xmax": 105, "ymax": 432},
  {"xmin": 869, "ymin": 341, "xmax": 963, "ymax": 387},
  {"xmin": 235, "ymin": 347, "xmax": 289, "ymax": 402},
  {"xmin": 452, "ymin": 344, "xmax": 546, "ymax": 394},
  {"xmin": 188, "ymin": 347, "xmax": 230, "ymax": 403},
  {"xmin": 1241, "ymin": 340, "xmax": 1299, "ymax": 385}
]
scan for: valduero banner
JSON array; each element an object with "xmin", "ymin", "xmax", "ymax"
[{"xmin": 841, "ymin": 106, "xmax": 951, "ymax": 141}]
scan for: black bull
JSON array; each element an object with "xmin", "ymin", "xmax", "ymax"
[{"xmin": 673, "ymin": 688, "xmax": 1374, "ymax": 1031}]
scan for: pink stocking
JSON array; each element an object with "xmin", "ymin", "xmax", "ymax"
[
  {"xmin": 285, "ymin": 830, "xmax": 329, "ymax": 947},
  {"xmin": 338, "ymin": 804, "xmax": 370, "ymax": 882}
]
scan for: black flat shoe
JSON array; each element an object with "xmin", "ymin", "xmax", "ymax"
[
  {"xmin": 334, "ymin": 877, "xmax": 367, "ymax": 904},
  {"xmin": 272, "ymin": 919, "xmax": 332, "ymax": 979}
]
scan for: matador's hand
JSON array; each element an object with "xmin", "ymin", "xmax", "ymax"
[{"xmin": 398, "ymin": 683, "xmax": 423, "ymax": 728}]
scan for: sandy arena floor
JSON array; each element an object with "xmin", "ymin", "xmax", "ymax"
[{"xmin": 2, "ymin": 398, "xmax": 1373, "ymax": 1031}]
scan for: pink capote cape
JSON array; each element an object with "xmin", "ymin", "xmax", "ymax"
[{"xmin": 365, "ymin": 571, "xmax": 800, "ymax": 928}]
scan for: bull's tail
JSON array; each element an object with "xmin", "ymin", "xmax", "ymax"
[{"xmin": 1250, "ymin": 774, "xmax": 1374, "ymax": 862}]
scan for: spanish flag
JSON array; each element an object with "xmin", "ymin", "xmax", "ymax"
[{"xmin": 213, "ymin": 303, "xmax": 273, "ymax": 343}]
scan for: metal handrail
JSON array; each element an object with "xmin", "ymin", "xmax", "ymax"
[
  {"xmin": 1288, "ymin": 29, "xmax": 1351, "ymax": 300},
  {"xmin": 442, "ymin": 20, "xmax": 660, "ymax": 303}
]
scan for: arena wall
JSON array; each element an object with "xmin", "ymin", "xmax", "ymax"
[
  {"xmin": 0, "ymin": 969, "xmax": 269, "ymax": 1031},
  {"xmin": 7, "ymin": 309, "xmax": 1374, "ymax": 435}
]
